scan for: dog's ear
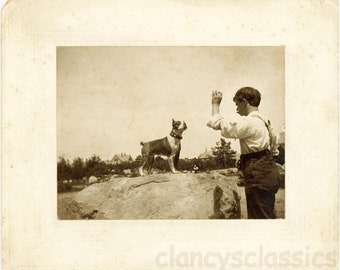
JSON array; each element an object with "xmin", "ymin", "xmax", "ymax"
[{"xmin": 172, "ymin": 119, "xmax": 180, "ymax": 128}]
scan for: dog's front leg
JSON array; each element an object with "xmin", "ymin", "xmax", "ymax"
[
  {"xmin": 138, "ymin": 155, "xmax": 148, "ymax": 176},
  {"xmin": 167, "ymin": 155, "xmax": 178, "ymax": 174},
  {"xmin": 173, "ymin": 149, "xmax": 180, "ymax": 170}
]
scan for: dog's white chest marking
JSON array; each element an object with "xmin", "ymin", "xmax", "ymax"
[{"xmin": 167, "ymin": 136, "xmax": 181, "ymax": 154}]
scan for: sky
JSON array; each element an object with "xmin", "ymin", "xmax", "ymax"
[{"xmin": 57, "ymin": 46, "xmax": 285, "ymax": 161}]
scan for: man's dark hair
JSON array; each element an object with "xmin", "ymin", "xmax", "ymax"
[{"xmin": 233, "ymin": 87, "xmax": 261, "ymax": 107}]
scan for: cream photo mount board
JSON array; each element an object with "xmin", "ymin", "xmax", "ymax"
[{"xmin": 2, "ymin": 1, "xmax": 338, "ymax": 269}]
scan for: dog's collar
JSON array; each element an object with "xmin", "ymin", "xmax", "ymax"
[{"xmin": 170, "ymin": 131, "xmax": 183, "ymax": 140}]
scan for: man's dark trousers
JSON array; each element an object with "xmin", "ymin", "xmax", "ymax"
[{"xmin": 241, "ymin": 150, "xmax": 280, "ymax": 219}]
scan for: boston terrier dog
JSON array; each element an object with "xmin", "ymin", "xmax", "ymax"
[{"xmin": 138, "ymin": 119, "xmax": 187, "ymax": 176}]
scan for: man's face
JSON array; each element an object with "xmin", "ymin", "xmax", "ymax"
[{"xmin": 235, "ymin": 99, "xmax": 247, "ymax": 116}]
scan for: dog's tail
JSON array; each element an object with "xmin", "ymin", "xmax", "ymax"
[{"xmin": 140, "ymin": 142, "xmax": 144, "ymax": 146}]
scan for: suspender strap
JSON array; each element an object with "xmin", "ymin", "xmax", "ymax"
[{"xmin": 250, "ymin": 114, "xmax": 278, "ymax": 155}]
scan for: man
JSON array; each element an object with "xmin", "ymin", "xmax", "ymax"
[{"xmin": 207, "ymin": 87, "xmax": 280, "ymax": 219}]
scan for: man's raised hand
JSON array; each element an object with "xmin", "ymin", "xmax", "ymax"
[{"xmin": 211, "ymin": 90, "xmax": 223, "ymax": 105}]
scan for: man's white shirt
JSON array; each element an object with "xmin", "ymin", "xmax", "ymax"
[{"xmin": 207, "ymin": 111, "xmax": 278, "ymax": 155}]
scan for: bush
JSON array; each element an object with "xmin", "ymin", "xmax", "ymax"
[
  {"xmin": 57, "ymin": 181, "xmax": 72, "ymax": 193},
  {"xmin": 71, "ymin": 157, "xmax": 85, "ymax": 179},
  {"xmin": 57, "ymin": 157, "xmax": 72, "ymax": 181}
]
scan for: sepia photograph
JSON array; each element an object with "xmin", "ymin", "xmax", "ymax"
[
  {"xmin": 57, "ymin": 46, "xmax": 285, "ymax": 220},
  {"xmin": 2, "ymin": 1, "xmax": 337, "ymax": 269}
]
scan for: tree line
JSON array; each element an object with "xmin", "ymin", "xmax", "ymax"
[{"xmin": 57, "ymin": 138, "xmax": 237, "ymax": 181}]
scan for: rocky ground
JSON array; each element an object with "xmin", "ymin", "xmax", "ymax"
[{"xmin": 58, "ymin": 170, "xmax": 285, "ymax": 220}]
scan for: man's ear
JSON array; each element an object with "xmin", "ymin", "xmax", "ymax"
[{"xmin": 172, "ymin": 118, "xmax": 174, "ymax": 123}]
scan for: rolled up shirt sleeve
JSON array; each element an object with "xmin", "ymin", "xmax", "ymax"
[
  {"xmin": 207, "ymin": 114, "xmax": 250, "ymax": 139},
  {"xmin": 206, "ymin": 114, "xmax": 224, "ymax": 130}
]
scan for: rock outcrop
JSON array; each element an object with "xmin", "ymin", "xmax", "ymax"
[
  {"xmin": 88, "ymin": 175, "xmax": 98, "ymax": 184},
  {"xmin": 58, "ymin": 172, "xmax": 241, "ymax": 220}
]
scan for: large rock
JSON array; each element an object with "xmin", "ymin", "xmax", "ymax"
[
  {"xmin": 88, "ymin": 175, "xmax": 98, "ymax": 184},
  {"xmin": 58, "ymin": 172, "xmax": 241, "ymax": 220}
]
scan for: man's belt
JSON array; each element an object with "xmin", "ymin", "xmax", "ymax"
[{"xmin": 240, "ymin": 149, "xmax": 268, "ymax": 163}]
